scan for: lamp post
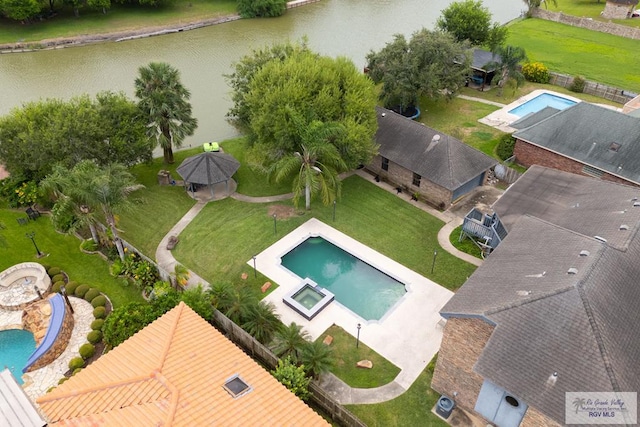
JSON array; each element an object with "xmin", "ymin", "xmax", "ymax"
[
  {"xmin": 356, "ymin": 323, "xmax": 361, "ymax": 348},
  {"xmin": 60, "ymin": 285, "xmax": 74, "ymax": 314},
  {"xmin": 431, "ymin": 249, "xmax": 438, "ymax": 274},
  {"xmin": 333, "ymin": 200, "xmax": 336, "ymax": 221},
  {"xmin": 25, "ymin": 231, "xmax": 42, "ymax": 257},
  {"xmin": 273, "ymin": 213, "xmax": 277, "ymax": 235},
  {"xmin": 252, "ymin": 255, "xmax": 257, "ymax": 278}
]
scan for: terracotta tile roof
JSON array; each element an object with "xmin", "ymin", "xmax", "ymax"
[{"xmin": 37, "ymin": 302, "xmax": 329, "ymax": 426}]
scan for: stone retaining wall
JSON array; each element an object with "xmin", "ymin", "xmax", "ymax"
[{"xmin": 532, "ymin": 9, "xmax": 640, "ymax": 40}]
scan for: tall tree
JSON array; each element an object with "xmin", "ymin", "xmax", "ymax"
[
  {"xmin": 226, "ymin": 41, "xmax": 378, "ymax": 171},
  {"xmin": 241, "ymin": 301, "xmax": 281, "ymax": 345},
  {"xmin": 366, "ymin": 29, "xmax": 471, "ymax": 111},
  {"xmin": 237, "ymin": 0, "xmax": 286, "ymax": 18},
  {"xmin": 437, "ymin": 0, "xmax": 507, "ymax": 50},
  {"xmin": 269, "ymin": 110, "xmax": 347, "ymax": 210},
  {"xmin": 135, "ymin": 62, "xmax": 198, "ymax": 164},
  {"xmin": 0, "ymin": 0, "xmax": 41, "ymax": 22},
  {"xmin": 487, "ymin": 45, "xmax": 527, "ymax": 96},
  {"xmin": 299, "ymin": 340, "xmax": 333, "ymax": 379}
]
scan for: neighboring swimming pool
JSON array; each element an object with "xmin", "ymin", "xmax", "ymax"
[
  {"xmin": 0, "ymin": 329, "xmax": 36, "ymax": 385},
  {"xmin": 281, "ymin": 237, "xmax": 406, "ymax": 320},
  {"xmin": 508, "ymin": 92, "xmax": 577, "ymax": 117}
]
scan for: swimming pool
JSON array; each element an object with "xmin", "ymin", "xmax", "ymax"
[
  {"xmin": 0, "ymin": 329, "xmax": 36, "ymax": 384},
  {"xmin": 281, "ymin": 237, "xmax": 406, "ymax": 320},
  {"xmin": 509, "ymin": 93, "xmax": 577, "ymax": 117}
]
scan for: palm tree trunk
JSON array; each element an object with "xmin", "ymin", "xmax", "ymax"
[
  {"xmin": 163, "ymin": 146, "xmax": 174, "ymax": 164},
  {"xmin": 305, "ymin": 184, "xmax": 311, "ymax": 211},
  {"xmin": 106, "ymin": 215, "xmax": 125, "ymax": 261},
  {"xmin": 89, "ymin": 224, "xmax": 99, "ymax": 245}
]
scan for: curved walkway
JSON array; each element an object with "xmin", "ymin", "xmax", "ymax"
[{"xmin": 154, "ymin": 169, "xmax": 488, "ymax": 404}]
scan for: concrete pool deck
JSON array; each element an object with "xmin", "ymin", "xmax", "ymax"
[
  {"xmin": 478, "ymin": 89, "xmax": 582, "ymax": 132},
  {"xmin": 255, "ymin": 218, "xmax": 454, "ymax": 391}
]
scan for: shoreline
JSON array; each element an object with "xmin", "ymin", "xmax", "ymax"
[{"xmin": 0, "ymin": 0, "xmax": 321, "ymax": 53}]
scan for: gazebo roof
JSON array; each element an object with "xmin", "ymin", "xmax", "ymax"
[{"xmin": 176, "ymin": 151, "xmax": 240, "ymax": 185}]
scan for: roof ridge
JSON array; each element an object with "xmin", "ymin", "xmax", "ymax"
[
  {"xmin": 153, "ymin": 370, "xmax": 180, "ymax": 426},
  {"xmin": 484, "ymin": 284, "xmax": 575, "ymax": 316},
  {"xmin": 37, "ymin": 374, "xmax": 161, "ymax": 403},
  {"xmin": 159, "ymin": 302, "xmax": 185, "ymax": 372}
]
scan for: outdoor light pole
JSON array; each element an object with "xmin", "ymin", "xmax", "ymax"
[
  {"xmin": 356, "ymin": 323, "xmax": 361, "ymax": 348},
  {"xmin": 25, "ymin": 231, "xmax": 42, "ymax": 257},
  {"xmin": 60, "ymin": 285, "xmax": 74, "ymax": 314},
  {"xmin": 333, "ymin": 200, "xmax": 336, "ymax": 221},
  {"xmin": 273, "ymin": 214, "xmax": 277, "ymax": 235},
  {"xmin": 252, "ymin": 255, "xmax": 257, "ymax": 278},
  {"xmin": 431, "ymin": 249, "xmax": 438, "ymax": 274}
]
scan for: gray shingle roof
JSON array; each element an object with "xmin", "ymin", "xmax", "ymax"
[
  {"xmin": 513, "ymin": 102, "xmax": 640, "ymax": 185},
  {"xmin": 375, "ymin": 107, "xmax": 497, "ymax": 191},
  {"xmin": 509, "ymin": 106, "xmax": 560, "ymax": 130},
  {"xmin": 176, "ymin": 151, "xmax": 240, "ymax": 185},
  {"xmin": 471, "ymin": 49, "xmax": 501, "ymax": 72},
  {"xmin": 442, "ymin": 166, "xmax": 640, "ymax": 424}
]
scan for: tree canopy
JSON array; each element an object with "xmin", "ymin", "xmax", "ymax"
[
  {"xmin": 226, "ymin": 41, "xmax": 378, "ymax": 172},
  {"xmin": 436, "ymin": 0, "xmax": 507, "ymax": 50},
  {"xmin": 0, "ymin": 91, "xmax": 151, "ymax": 182},
  {"xmin": 366, "ymin": 29, "xmax": 471, "ymax": 111},
  {"xmin": 237, "ymin": 0, "xmax": 286, "ymax": 18}
]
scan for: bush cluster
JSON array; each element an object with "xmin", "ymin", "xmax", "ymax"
[
  {"xmin": 91, "ymin": 295, "xmax": 107, "ymax": 308},
  {"xmin": 237, "ymin": 0, "xmax": 286, "ymax": 18},
  {"xmin": 570, "ymin": 75, "xmax": 586, "ymax": 93},
  {"xmin": 51, "ymin": 273, "xmax": 65, "ymax": 283},
  {"xmin": 93, "ymin": 306, "xmax": 106, "ymax": 319},
  {"xmin": 65, "ymin": 281, "xmax": 80, "ymax": 295},
  {"xmin": 47, "ymin": 267, "xmax": 61, "ymax": 277},
  {"xmin": 522, "ymin": 62, "xmax": 550, "ymax": 84},
  {"xmin": 52, "ymin": 281, "xmax": 64, "ymax": 294},
  {"xmin": 111, "ymin": 253, "xmax": 159, "ymax": 292},
  {"xmin": 496, "ymin": 134, "xmax": 516, "ymax": 161},
  {"xmin": 84, "ymin": 288, "xmax": 101, "ymax": 302},
  {"xmin": 68, "ymin": 357, "xmax": 85, "ymax": 370},
  {"xmin": 87, "ymin": 330, "xmax": 103, "ymax": 344},
  {"xmin": 91, "ymin": 319, "xmax": 104, "ymax": 331},
  {"xmin": 79, "ymin": 343, "xmax": 95, "ymax": 359},
  {"xmin": 74, "ymin": 284, "xmax": 90, "ymax": 298},
  {"xmin": 0, "ymin": 178, "xmax": 40, "ymax": 208}
]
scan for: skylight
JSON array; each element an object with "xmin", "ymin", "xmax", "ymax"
[
  {"xmin": 223, "ymin": 375, "xmax": 252, "ymax": 399},
  {"xmin": 609, "ymin": 142, "xmax": 621, "ymax": 152}
]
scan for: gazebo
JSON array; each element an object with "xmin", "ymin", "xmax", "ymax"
[
  {"xmin": 176, "ymin": 151, "xmax": 240, "ymax": 199},
  {"xmin": 469, "ymin": 49, "xmax": 501, "ymax": 90}
]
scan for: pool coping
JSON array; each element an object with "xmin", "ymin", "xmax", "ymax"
[
  {"xmin": 253, "ymin": 218, "xmax": 454, "ymax": 388},
  {"xmin": 479, "ymin": 89, "xmax": 582, "ymax": 132}
]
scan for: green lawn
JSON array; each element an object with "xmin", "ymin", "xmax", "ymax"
[
  {"xmin": 0, "ymin": 209, "xmax": 143, "ymax": 308},
  {"xmin": 173, "ymin": 175, "xmax": 476, "ymax": 290},
  {"xmin": 0, "ymin": 0, "xmax": 237, "ymax": 45},
  {"xmin": 506, "ymin": 18, "xmax": 640, "ymax": 92},
  {"xmin": 449, "ymin": 225, "xmax": 482, "ymax": 260},
  {"xmin": 317, "ymin": 325, "xmax": 400, "ymax": 389},
  {"xmin": 346, "ymin": 354, "xmax": 447, "ymax": 427}
]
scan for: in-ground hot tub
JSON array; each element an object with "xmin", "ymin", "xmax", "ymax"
[
  {"xmin": 0, "ymin": 263, "xmax": 51, "ymax": 310},
  {"xmin": 283, "ymin": 278, "xmax": 335, "ymax": 320}
]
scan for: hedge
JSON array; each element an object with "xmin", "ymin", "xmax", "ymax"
[
  {"xmin": 93, "ymin": 306, "xmax": 106, "ymax": 319},
  {"xmin": 90, "ymin": 319, "xmax": 104, "ymax": 331},
  {"xmin": 91, "ymin": 295, "xmax": 107, "ymax": 308},
  {"xmin": 87, "ymin": 330, "xmax": 102, "ymax": 344},
  {"xmin": 68, "ymin": 357, "xmax": 85, "ymax": 370},
  {"xmin": 79, "ymin": 343, "xmax": 95, "ymax": 359},
  {"xmin": 84, "ymin": 288, "xmax": 101, "ymax": 302},
  {"xmin": 74, "ymin": 284, "xmax": 90, "ymax": 298},
  {"xmin": 47, "ymin": 267, "xmax": 61, "ymax": 276}
]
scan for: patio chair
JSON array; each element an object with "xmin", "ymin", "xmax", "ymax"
[{"xmin": 26, "ymin": 206, "xmax": 40, "ymax": 221}]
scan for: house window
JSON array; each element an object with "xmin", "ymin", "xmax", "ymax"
[
  {"xmin": 223, "ymin": 375, "xmax": 252, "ymax": 398},
  {"xmin": 412, "ymin": 173, "xmax": 421, "ymax": 187},
  {"xmin": 582, "ymin": 164, "xmax": 604, "ymax": 178},
  {"xmin": 381, "ymin": 157, "xmax": 389, "ymax": 171}
]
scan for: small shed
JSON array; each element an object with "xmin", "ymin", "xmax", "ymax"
[
  {"xmin": 602, "ymin": 0, "xmax": 638, "ymax": 19},
  {"xmin": 176, "ymin": 151, "xmax": 240, "ymax": 199},
  {"xmin": 470, "ymin": 49, "xmax": 501, "ymax": 90}
]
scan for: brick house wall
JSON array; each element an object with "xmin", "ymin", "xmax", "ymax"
[
  {"xmin": 514, "ymin": 139, "xmax": 639, "ymax": 187},
  {"xmin": 367, "ymin": 155, "xmax": 453, "ymax": 209}
]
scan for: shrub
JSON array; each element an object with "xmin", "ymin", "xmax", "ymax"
[
  {"xmin": 41, "ymin": 264, "xmax": 51, "ymax": 271},
  {"xmin": 79, "ymin": 343, "xmax": 95, "ymax": 359},
  {"xmin": 72, "ymin": 368, "xmax": 83, "ymax": 376},
  {"xmin": 51, "ymin": 274, "xmax": 65, "ymax": 283},
  {"xmin": 74, "ymin": 284, "xmax": 90, "ymax": 298},
  {"xmin": 91, "ymin": 319, "xmax": 104, "ymax": 331},
  {"xmin": 68, "ymin": 357, "xmax": 85, "ymax": 370},
  {"xmin": 91, "ymin": 295, "xmax": 107, "ymax": 308},
  {"xmin": 51, "ymin": 198, "xmax": 79, "ymax": 233},
  {"xmin": 52, "ymin": 281, "xmax": 64, "ymax": 294},
  {"xmin": 496, "ymin": 134, "xmax": 516, "ymax": 161},
  {"xmin": 271, "ymin": 356, "xmax": 311, "ymax": 400},
  {"xmin": 57, "ymin": 378, "xmax": 68, "ymax": 385},
  {"xmin": 103, "ymin": 302, "xmax": 158, "ymax": 348},
  {"xmin": 93, "ymin": 306, "xmax": 106, "ymax": 319},
  {"xmin": 87, "ymin": 330, "xmax": 103, "ymax": 344},
  {"xmin": 65, "ymin": 281, "xmax": 80, "ymax": 295},
  {"xmin": 522, "ymin": 62, "xmax": 550, "ymax": 84},
  {"xmin": 569, "ymin": 75, "xmax": 586, "ymax": 93},
  {"xmin": 80, "ymin": 239, "xmax": 98, "ymax": 252},
  {"xmin": 84, "ymin": 288, "xmax": 101, "ymax": 302},
  {"xmin": 47, "ymin": 267, "xmax": 61, "ymax": 277},
  {"xmin": 237, "ymin": 0, "xmax": 286, "ymax": 18}
]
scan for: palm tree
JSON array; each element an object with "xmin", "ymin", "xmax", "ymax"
[
  {"xmin": 269, "ymin": 111, "xmax": 347, "ymax": 210},
  {"xmin": 221, "ymin": 288, "xmax": 258, "ymax": 325},
  {"xmin": 207, "ymin": 282, "xmax": 234, "ymax": 310},
  {"xmin": 134, "ymin": 62, "xmax": 198, "ymax": 164},
  {"xmin": 299, "ymin": 340, "xmax": 333, "ymax": 379},
  {"xmin": 488, "ymin": 45, "xmax": 527, "ymax": 96},
  {"xmin": 523, "ymin": 0, "xmax": 557, "ymax": 17},
  {"xmin": 271, "ymin": 322, "xmax": 311, "ymax": 363},
  {"xmin": 241, "ymin": 301, "xmax": 281, "ymax": 345}
]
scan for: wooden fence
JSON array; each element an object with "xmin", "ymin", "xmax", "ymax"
[
  {"xmin": 212, "ymin": 311, "xmax": 367, "ymax": 427},
  {"xmin": 548, "ymin": 72, "xmax": 634, "ymax": 104}
]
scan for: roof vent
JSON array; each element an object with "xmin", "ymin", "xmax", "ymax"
[
  {"xmin": 223, "ymin": 375, "xmax": 252, "ymax": 399},
  {"xmin": 594, "ymin": 236, "xmax": 607, "ymax": 243},
  {"xmin": 381, "ymin": 113, "xmax": 386, "ymax": 117},
  {"xmin": 567, "ymin": 267, "xmax": 578, "ymax": 275},
  {"xmin": 609, "ymin": 142, "xmax": 621, "ymax": 152},
  {"xmin": 546, "ymin": 371, "xmax": 558, "ymax": 387},
  {"xmin": 634, "ymin": 202, "xmax": 640, "ymax": 207},
  {"xmin": 525, "ymin": 271, "xmax": 546, "ymax": 278},
  {"xmin": 620, "ymin": 224, "xmax": 629, "ymax": 230},
  {"xmin": 516, "ymin": 290, "xmax": 532, "ymax": 296},
  {"xmin": 579, "ymin": 250, "xmax": 590, "ymax": 257},
  {"xmin": 426, "ymin": 134, "xmax": 441, "ymax": 152},
  {"xmin": 632, "ymin": 197, "xmax": 638, "ymax": 201}
]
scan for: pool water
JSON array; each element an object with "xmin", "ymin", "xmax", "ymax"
[
  {"xmin": 0, "ymin": 329, "xmax": 36, "ymax": 384},
  {"xmin": 293, "ymin": 286, "xmax": 324, "ymax": 309},
  {"xmin": 509, "ymin": 93, "xmax": 577, "ymax": 117},
  {"xmin": 281, "ymin": 237, "xmax": 406, "ymax": 320}
]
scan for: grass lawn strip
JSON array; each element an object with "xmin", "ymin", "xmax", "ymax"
[
  {"xmin": 172, "ymin": 175, "xmax": 476, "ymax": 292},
  {"xmin": 0, "ymin": 209, "xmax": 143, "ymax": 308},
  {"xmin": 449, "ymin": 225, "xmax": 483, "ymax": 260},
  {"xmin": 317, "ymin": 325, "xmax": 400, "ymax": 389}
]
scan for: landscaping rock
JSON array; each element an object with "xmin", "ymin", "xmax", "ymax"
[
  {"xmin": 356, "ymin": 360, "xmax": 373, "ymax": 369},
  {"xmin": 322, "ymin": 335, "xmax": 333, "ymax": 346},
  {"xmin": 166, "ymin": 235, "xmax": 179, "ymax": 250},
  {"xmin": 261, "ymin": 282, "xmax": 271, "ymax": 293},
  {"xmin": 241, "ymin": 272, "xmax": 248, "ymax": 280}
]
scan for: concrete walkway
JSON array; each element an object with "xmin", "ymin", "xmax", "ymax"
[{"xmin": 458, "ymin": 94, "xmax": 507, "ymax": 108}]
